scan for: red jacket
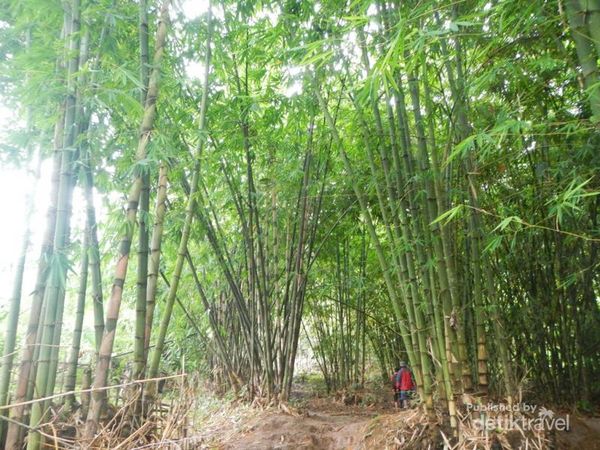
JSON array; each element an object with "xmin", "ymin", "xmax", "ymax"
[{"xmin": 392, "ymin": 368, "xmax": 415, "ymax": 391}]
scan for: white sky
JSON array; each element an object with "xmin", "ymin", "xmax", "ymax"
[
  {"xmin": 0, "ymin": 155, "xmax": 96, "ymax": 312},
  {"xmin": 181, "ymin": 0, "xmax": 210, "ymax": 19},
  {"xmin": 0, "ymin": 104, "xmax": 48, "ymax": 313},
  {"xmin": 0, "ymin": 160, "xmax": 49, "ymax": 312}
]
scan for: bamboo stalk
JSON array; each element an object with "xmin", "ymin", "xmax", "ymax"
[
  {"xmin": 144, "ymin": 164, "xmax": 168, "ymax": 356},
  {"xmin": 132, "ymin": 0, "xmax": 152, "ymax": 422},
  {"xmin": 146, "ymin": 2, "xmax": 213, "ymax": 396},
  {"xmin": 565, "ymin": 0, "xmax": 600, "ymax": 119},
  {"xmin": 26, "ymin": 2, "xmax": 81, "ymax": 447},
  {"xmin": 63, "ymin": 229, "xmax": 89, "ymax": 409},
  {"xmin": 84, "ymin": 1, "xmax": 172, "ymax": 438}
]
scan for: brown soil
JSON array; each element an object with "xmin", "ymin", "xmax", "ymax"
[
  {"xmin": 189, "ymin": 383, "xmax": 600, "ymax": 450},
  {"xmin": 215, "ymin": 412, "xmax": 600, "ymax": 450},
  {"xmin": 222, "ymin": 408, "xmax": 375, "ymax": 450},
  {"xmin": 207, "ymin": 397, "xmax": 434, "ymax": 450},
  {"xmin": 552, "ymin": 415, "xmax": 600, "ymax": 450}
]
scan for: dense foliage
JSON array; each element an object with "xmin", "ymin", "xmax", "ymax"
[{"xmin": 0, "ymin": 0, "xmax": 598, "ymax": 447}]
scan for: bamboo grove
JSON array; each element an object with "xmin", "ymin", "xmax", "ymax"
[{"xmin": 0, "ymin": 0, "xmax": 598, "ymax": 447}]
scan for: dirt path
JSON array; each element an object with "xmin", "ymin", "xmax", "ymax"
[
  {"xmin": 196, "ymin": 383, "xmax": 401, "ymax": 449},
  {"xmin": 192, "ymin": 385, "xmax": 600, "ymax": 450},
  {"xmin": 554, "ymin": 416, "xmax": 600, "ymax": 450},
  {"xmin": 223, "ymin": 408, "xmax": 377, "ymax": 450}
]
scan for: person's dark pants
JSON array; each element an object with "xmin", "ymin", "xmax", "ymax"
[{"xmin": 394, "ymin": 390, "xmax": 409, "ymax": 408}]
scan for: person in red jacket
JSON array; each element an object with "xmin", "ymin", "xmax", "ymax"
[{"xmin": 391, "ymin": 361, "xmax": 415, "ymax": 409}]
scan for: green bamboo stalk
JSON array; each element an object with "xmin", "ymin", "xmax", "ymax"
[
  {"xmin": 222, "ymin": 17, "xmax": 275, "ymax": 394},
  {"xmin": 565, "ymin": 0, "xmax": 600, "ymax": 119},
  {"xmin": 183, "ymin": 252, "xmax": 236, "ymax": 384},
  {"xmin": 144, "ymin": 163, "xmax": 168, "ymax": 356},
  {"xmin": 421, "ymin": 66, "xmax": 457, "ymax": 424},
  {"xmin": 79, "ymin": 8, "xmax": 114, "ymax": 355},
  {"xmin": 134, "ymin": 0, "xmax": 151, "ymax": 386},
  {"xmin": 133, "ymin": 188, "xmax": 150, "ymax": 379},
  {"xmin": 282, "ymin": 147, "xmax": 314, "ymax": 399},
  {"xmin": 42, "ymin": 155, "xmax": 78, "ymax": 409},
  {"xmin": 468, "ymin": 201, "xmax": 488, "ymax": 392},
  {"xmin": 146, "ymin": 3, "xmax": 213, "ymax": 398},
  {"xmin": 350, "ymin": 93, "xmax": 429, "ymax": 405},
  {"xmin": 0, "ymin": 30, "xmax": 37, "ymax": 441},
  {"xmin": 84, "ymin": 1, "xmax": 171, "ymax": 439},
  {"xmin": 404, "ymin": 60, "xmax": 462, "ymax": 402},
  {"xmin": 64, "ymin": 227, "xmax": 89, "ymax": 409},
  {"xmin": 313, "ymin": 75, "xmax": 417, "ymax": 375},
  {"xmin": 139, "ymin": 0, "xmax": 150, "ymax": 106},
  {"xmin": 580, "ymin": 0, "xmax": 600, "ymax": 57},
  {"xmin": 26, "ymin": 2, "xmax": 81, "ymax": 447},
  {"xmin": 82, "ymin": 158, "xmax": 104, "ymax": 353},
  {"xmin": 360, "ymin": 12, "xmax": 435, "ymax": 408},
  {"xmin": 5, "ymin": 55, "xmax": 68, "ymax": 450},
  {"xmin": 80, "ymin": 367, "xmax": 92, "ymax": 418},
  {"xmin": 45, "ymin": 25, "xmax": 92, "ymax": 411}
]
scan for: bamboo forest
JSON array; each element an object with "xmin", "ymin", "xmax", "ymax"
[{"xmin": 0, "ymin": 0, "xmax": 598, "ymax": 448}]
